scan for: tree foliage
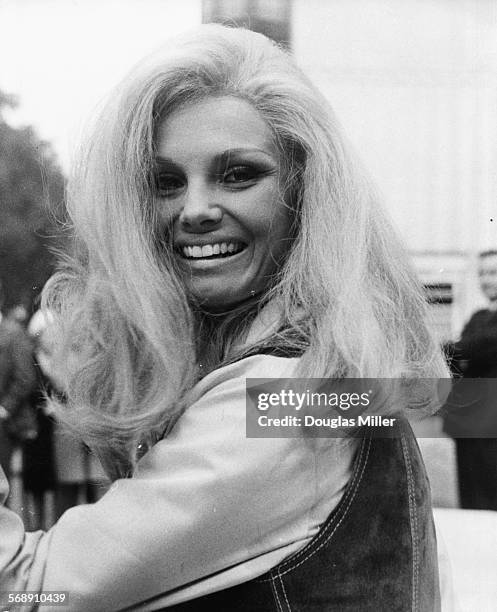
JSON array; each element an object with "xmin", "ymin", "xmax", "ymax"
[{"xmin": 0, "ymin": 90, "xmax": 66, "ymax": 312}]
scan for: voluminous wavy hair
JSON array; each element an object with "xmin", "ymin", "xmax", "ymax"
[{"xmin": 43, "ymin": 24, "xmax": 448, "ymax": 479}]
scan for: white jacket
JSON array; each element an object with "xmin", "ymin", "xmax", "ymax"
[{"xmin": 0, "ymin": 354, "xmax": 356, "ymax": 611}]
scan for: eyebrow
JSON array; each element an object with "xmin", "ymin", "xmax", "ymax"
[{"xmin": 154, "ymin": 147, "xmax": 277, "ymax": 165}]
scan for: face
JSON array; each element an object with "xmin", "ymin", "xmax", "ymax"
[
  {"xmin": 479, "ymin": 254, "xmax": 497, "ymax": 302},
  {"xmin": 154, "ymin": 96, "xmax": 292, "ymax": 309}
]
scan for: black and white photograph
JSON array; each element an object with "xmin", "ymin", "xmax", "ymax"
[{"xmin": 0, "ymin": 1, "xmax": 496, "ymax": 610}]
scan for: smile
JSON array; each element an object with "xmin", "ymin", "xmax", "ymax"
[{"xmin": 179, "ymin": 242, "xmax": 246, "ymax": 260}]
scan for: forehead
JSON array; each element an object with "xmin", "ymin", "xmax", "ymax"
[
  {"xmin": 156, "ymin": 96, "xmax": 277, "ymax": 158},
  {"xmin": 479, "ymin": 255, "xmax": 497, "ymax": 273}
]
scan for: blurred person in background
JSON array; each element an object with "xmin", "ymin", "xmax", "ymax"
[
  {"xmin": 24, "ymin": 310, "xmax": 105, "ymax": 527},
  {"xmin": 0, "ymin": 280, "xmax": 37, "ymax": 493},
  {"xmin": 22, "ymin": 310, "xmax": 57, "ymax": 530},
  {"xmin": 51, "ymin": 418, "xmax": 107, "ymax": 518},
  {"xmin": 443, "ymin": 250, "xmax": 497, "ymax": 510}
]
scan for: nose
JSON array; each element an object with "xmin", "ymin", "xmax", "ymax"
[{"xmin": 179, "ymin": 182, "xmax": 222, "ymax": 232}]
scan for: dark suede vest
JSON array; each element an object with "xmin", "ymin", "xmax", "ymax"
[{"xmin": 165, "ymin": 418, "xmax": 440, "ymax": 611}]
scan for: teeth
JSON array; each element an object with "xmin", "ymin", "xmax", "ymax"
[{"xmin": 181, "ymin": 242, "xmax": 242, "ymax": 259}]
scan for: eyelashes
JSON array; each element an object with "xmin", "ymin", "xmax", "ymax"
[
  {"xmin": 154, "ymin": 164, "xmax": 275, "ymax": 197},
  {"xmin": 154, "ymin": 173, "xmax": 183, "ymax": 197},
  {"xmin": 222, "ymin": 165, "xmax": 261, "ymax": 184}
]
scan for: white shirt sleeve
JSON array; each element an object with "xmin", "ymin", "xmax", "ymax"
[{"xmin": 0, "ymin": 355, "xmax": 355, "ymax": 611}]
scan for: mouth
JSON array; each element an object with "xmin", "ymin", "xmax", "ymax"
[{"xmin": 177, "ymin": 241, "xmax": 247, "ymax": 260}]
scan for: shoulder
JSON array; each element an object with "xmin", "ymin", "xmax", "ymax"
[
  {"xmin": 136, "ymin": 351, "xmax": 347, "ymax": 508},
  {"xmin": 461, "ymin": 309, "xmax": 495, "ymax": 333},
  {"xmin": 161, "ymin": 354, "xmax": 301, "ymax": 441},
  {"xmin": 194, "ymin": 353, "xmax": 301, "ymax": 399},
  {"xmin": 137, "ymin": 351, "xmax": 353, "ymax": 527},
  {"xmin": 144, "ymin": 353, "xmax": 309, "ymax": 480},
  {"xmin": 467, "ymin": 308, "xmax": 493, "ymax": 322}
]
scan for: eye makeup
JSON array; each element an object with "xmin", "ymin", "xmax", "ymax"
[{"xmin": 153, "ymin": 148, "xmax": 278, "ymax": 197}]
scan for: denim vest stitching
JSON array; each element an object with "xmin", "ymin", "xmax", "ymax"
[
  {"xmin": 269, "ymin": 576, "xmax": 285, "ymax": 612},
  {"xmin": 258, "ymin": 432, "xmax": 372, "ymax": 581},
  {"xmin": 159, "ymin": 420, "xmax": 438, "ymax": 611},
  {"xmin": 401, "ymin": 430, "xmax": 419, "ymax": 612},
  {"xmin": 277, "ymin": 571, "xmax": 292, "ymax": 612}
]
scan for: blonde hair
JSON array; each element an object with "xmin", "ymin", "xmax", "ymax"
[{"xmin": 44, "ymin": 25, "xmax": 447, "ymax": 478}]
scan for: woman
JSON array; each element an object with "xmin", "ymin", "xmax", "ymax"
[{"xmin": 0, "ymin": 25, "xmax": 447, "ymax": 611}]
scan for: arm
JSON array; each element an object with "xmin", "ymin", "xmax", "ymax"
[{"xmin": 0, "ymin": 354, "xmax": 353, "ymax": 611}]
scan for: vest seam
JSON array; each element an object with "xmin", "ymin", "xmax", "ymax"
[
  {"xmin": 278, "ymin": 571, "xmax": 292, "ymax": 611},
  {"xmin": 258, "ymin": 432, "xmax": 372, "ymax": 581},
  {"xmin": 401, "ymin": 430, "xmax": 419, "ymax": 612},
  {"xmin": 269, "ymin": 574, "xmax": 285, "ymax": 612}
]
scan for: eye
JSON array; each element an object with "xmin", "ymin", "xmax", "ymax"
[
  {"xmin": 221, "ymin": 165, "xmax": 259, "ymax": 186},
  {"xmin": 155, "ymin": 172, "xmax": 184, "ymax": 197}
]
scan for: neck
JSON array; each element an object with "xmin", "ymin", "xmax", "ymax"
[
  {"xmin": 194, "ymin": 291, "xmax": 265, "ymax": 317},
  {"xmin": 194, "ymin": 297, "xmax": 267, "ymax": 374}
]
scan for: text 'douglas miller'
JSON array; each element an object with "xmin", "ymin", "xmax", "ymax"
[{"xmin": 245, "ymin": 378, "xmax": 497, "ymax": 438}]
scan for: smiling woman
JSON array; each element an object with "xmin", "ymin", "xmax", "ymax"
[
  {"xmin": 155, "ymin": 96, "xmax": 291, "ymax": 308},
  {"xmin": 0, "ymin": 24, "xmax": 449, "ymax": 611}
]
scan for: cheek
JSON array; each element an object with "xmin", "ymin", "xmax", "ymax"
[
  {"xmin": 247, "ymin": 184, "xmax": 291, "ymax": 237},
  {"xmin": 266, "ymin": 194, "xmax": 292, "ymax": 244}
]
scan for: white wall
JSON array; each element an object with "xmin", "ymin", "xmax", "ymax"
[{"xmin": 292, "ymin": 0, "xmax": 497, "ymax": 254}]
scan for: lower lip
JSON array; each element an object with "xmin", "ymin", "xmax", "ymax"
[{"xmin": 177, "ymin": 246, "xmax": 248, "ymax": 269}]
